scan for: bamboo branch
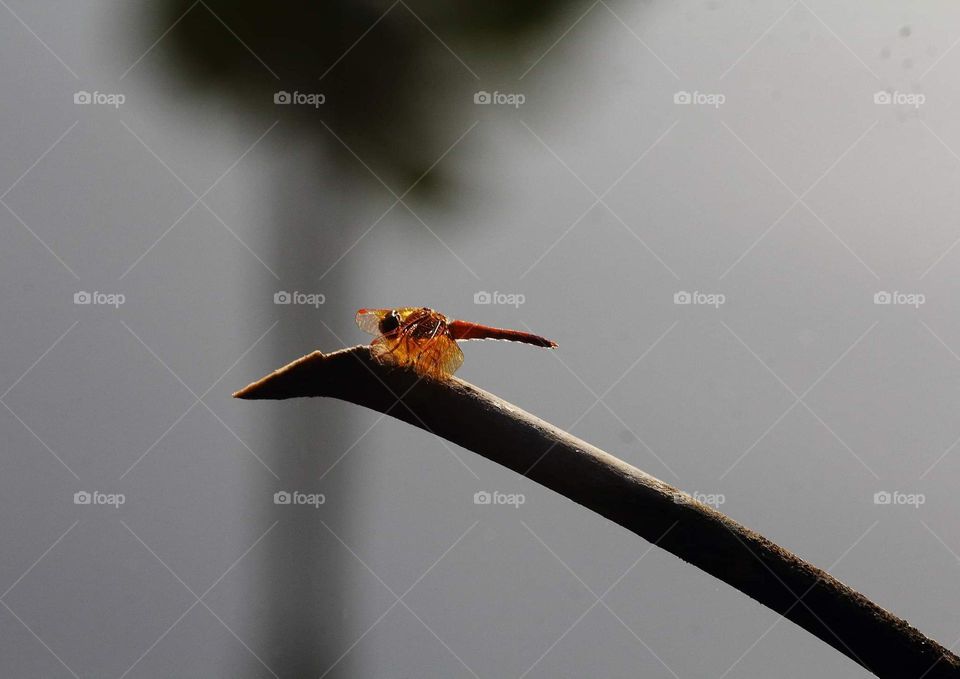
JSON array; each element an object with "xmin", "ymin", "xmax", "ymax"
[{"xmin": 234, "ymin": 346, "xmax": 960, "ymax": 678}]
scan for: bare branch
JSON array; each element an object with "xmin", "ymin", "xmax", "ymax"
[{"xmin": 234, "ymin": 346, "xmax": 960, "ymax": 678}]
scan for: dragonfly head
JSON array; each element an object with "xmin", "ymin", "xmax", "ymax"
[{"xmin": 378, "ymin": 310, "xmax": 402, "ymax": 337}]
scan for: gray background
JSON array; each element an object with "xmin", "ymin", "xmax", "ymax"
[{"xmin": 2, "ymin": 1, "xmax": 959, "ymax": 677}]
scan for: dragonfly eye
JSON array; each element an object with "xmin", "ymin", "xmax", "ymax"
[{"xmin": 379, "ymin": 312, "xmax": 401, "ymax": 336}]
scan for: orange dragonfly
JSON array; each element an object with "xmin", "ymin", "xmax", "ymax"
[{"xmin": 356, "ymin": 307, "xmax": 557, "ymax": 379}]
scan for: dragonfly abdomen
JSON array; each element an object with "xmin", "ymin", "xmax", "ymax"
[{"xmin": 447, "ymin": 320, "xmax": 557, "ymax": 348}]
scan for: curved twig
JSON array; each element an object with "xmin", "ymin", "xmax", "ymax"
[{"xmin": 234, "ymin": 346, "xmax": 960, "ymax": 678}]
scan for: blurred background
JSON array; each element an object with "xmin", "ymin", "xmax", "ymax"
[{"xmin": 2, "ymin": 1, "xmax": 960, "ymax": 676}]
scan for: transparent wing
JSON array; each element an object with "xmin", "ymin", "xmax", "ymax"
[
  {"xmin": 413, "ymin": 332, "xmax": 463, "ymax": 378},
  {"xmin": 369, "ymin": 321, "xmax": 463, "ymax": 378},
  {"xmin": 355, "ymin": 308, "xmax": 391, "ymax": 336},
  {"xmin": 436, "ymin": 334, "xmax": 465, "ymax": 376}
]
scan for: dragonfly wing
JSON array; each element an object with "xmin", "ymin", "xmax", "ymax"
[
  {"xmin": 357, "ymin": 308, "xmax": 461, "ymax": 377},
  {"xmin": 441, "ymin": 336, "xmax": 465, "ymax": 376},
  {"xmin": 418, "ymin": 332, "xmax": 463, "ymax": 377},
  {"xmin": 356, "ymin": 308, "xmax": 390, "ymax": 336}
]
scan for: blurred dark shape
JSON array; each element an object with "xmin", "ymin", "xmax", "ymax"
[
  {"xmin": 152, "ymin": 0, "xmax": 577, "ymax": 191},
  {"xmin": 145, "ymin": 0, "xmax": 575, "ymax": 675}
]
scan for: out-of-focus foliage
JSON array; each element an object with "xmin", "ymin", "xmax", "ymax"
[{"xmin": 150, "ymin": 0, "xmax": 575, "ymax": 191}]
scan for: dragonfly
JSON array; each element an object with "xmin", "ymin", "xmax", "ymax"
[{"xmin": 356, "ymin": 307, "xmax": 557, "ymax": 379}]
